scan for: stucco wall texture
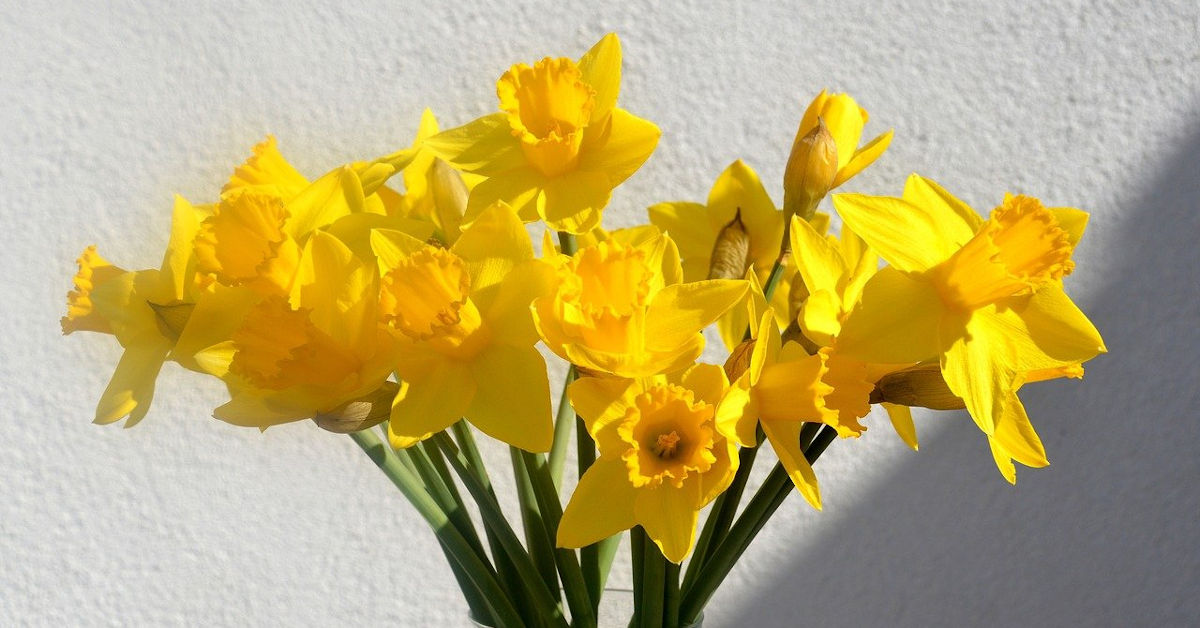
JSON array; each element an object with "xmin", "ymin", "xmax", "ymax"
[{"xmin": 3, "ymin": 2, "xmax": 1198, "ymax": 626}]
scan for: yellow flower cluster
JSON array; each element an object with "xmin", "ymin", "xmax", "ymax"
[{"xmin": 64, "ymin": 33, "xmax": 1104, "ymax": 579}]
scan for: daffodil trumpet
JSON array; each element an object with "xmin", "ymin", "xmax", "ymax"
[{"xmin": 64, "ymin": 32, "xmax": 1104, "ymax": 628}]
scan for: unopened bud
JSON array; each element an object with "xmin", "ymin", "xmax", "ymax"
[
  {"xmin": 708, "ymin": 209, "xmax": 753, "ymax": 280},
  {"xmin": 869, "ymin": 363, "xmax": 965, "ymax": 410},
  {"xmin": 148, "ymin": 302, "xmax": 195, "ymax": 341},
  {"xmin": 430, "ymin": 158, "xmax": 468, "ymax": 240},
  {"xmin": 724, "ymin": 338, "xmax": 756, "ymax": 381},
  {"xmin": 783, "ymin": 118, "xmax": 838, "ymax": 224},
  {"xmin": 313, "ymin": 381, "xmax": 399, "ymax": 433}
]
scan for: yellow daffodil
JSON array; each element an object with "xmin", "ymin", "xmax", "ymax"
[
  {"xmin": 787, "ymin": 214, "xmax": 919, "ymax": 449},
  {"xmin": 559, "ymin": 364, "xmax": 737, "ymax": 562},
  {"xmin": 532, "ymin": 228, "xmax": 748, "ymax": 378},
  {"xmin": 373, "ymin": 202, "xmax": 555, "ymax": 452},
  {"xmin": 784, "ymin": 90, "xmax": 893, "ymax": 221},
  {"xmin": 196, "ymin": 138, "xmax": 429, "ymax": 295},
  {"xmin": 717, "ymin": 311, "xmax": 873, "ymax": 509},
  {"xmin": 648, "ymin": 160, "xmax": 798, "ymax": 350},
  {"xmin": 63, "ymin": 198, "xmax": 246, "ymax": 426},
  {"xmin": 425, "ymin": 33, "xmax": 661, "ymax": 234},
  {"xmin": 833, "ymin": 174, "xmax": 1106, "ymax": 481},
  {"xmin": 205, "ymin": 230, "xmax": 398, "ymax": 427}
]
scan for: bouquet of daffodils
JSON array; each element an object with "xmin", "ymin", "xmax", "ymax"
[{"xmin": 63, "ymin": 34, "xmax": 1105, "ymax": 627}]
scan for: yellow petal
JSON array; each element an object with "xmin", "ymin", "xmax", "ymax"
[
  {"xmin": 715, "ymin": 376, "xmax": 758, "ymax": 447},
  {"xmin": 224, "ymin": 135, "xmax": 310, "ymax": 199},
  {"xmin": 578, "ymin": 108, "xmax": 660, "ymax": 186},
  {"xmin": 882, "ymin": 403, "xmax": 919, "ymax": 451},
  {"xmin": 297, "ymin": 231, "xmax": 376, "ymax": 354},
  {"xmin": 577, "ymin": 33, "xmax": 622, "ymax": 124},
  {"xmin": 799, "ymin": 289, "xmax": 842, "ymax": 347},
  {"xmin": 820, "ymin": 94, "xmax": 867, "ymax": 170},
  {"xmin": 644, "ymin": 279, "xmax": 749, "ymax": 352},
  {"xmin": 832, "ymin": 193, "xmax": 960, "ymax": 272},
  {"xmin": 762, "ymin": 419, "xmax": 822, "ymax": 510},
  {"xmin": 940, "ymin": 311, "xmax": 1014, "ymax": 436},
  {"xmin": 212, "ymin": 392, "xmax": 312, "ymax": 429},
  {"xmin": 647, "ymin": 201, "xmax": 714, "ymax": 262},
  {"xmin": 992, "ymin": 392, "xmax": 1049, "ymax": 468},
  {"xmin": 159, "ymin": 196, "xmax": 201, "ymax": 302},
  {"xmin": 902, "ymin": 174, "xmax": 984, "ymax": 233},
  {"xmin": 452, "ymin": 201, "xmax": 533, "ymax": 298},
  {"xmin": 323, "ymin": 212, "xmax": 435, "ymax": 262},
  {"xmin": 390, "ymin": 358, "xmax": 474, "ymax": 445},
  {"xmin": 467, "ymin": 344, "xmax": 553, "ymax": 452},
  {"xmin": 559, "ymin": 458, "xmax": 637, "ymax": 549},
  {"xmin": 94, "ymin": 340, "xmax": 171, "ymax": 427},
  {"xmin": 678, "ymin": 362, "xmax": 728, "ymax": 407},
  {"xmin": 831, "ymin": 129, "xmax": 893, "ymax": 188},
  {"xmin": 538, "ymin": 168, "xmax": 612, "ymax": 234},
  {"xmin": 1049, "ymin": 207, "xmax": 1088, "ymax": 247},
  {"xmin": 424, "ymin": 112, "xmax": 527, "ymax": 176},
  {"xmin": 569, "ymin": 376, "xmax": 637, "ymax": 456},
  {"xmin": 988, "ymin": 436, "xmax": 1018, "ymax": 484},
  {"xmin": 369, "ymin": 227, "xmax": 429, "ymax": 271},
  {"xmin": 789, "ymin": 214, "xmax": 846, "ymax": 298},
  {"xmin": 286, "ymin": 166, "xmax": 364, "ymax": 240},
  {"xmin": 172, "ymin": 287, "xmax": 259, "ymax": 373},
  {"xmin": 464, "ymin": 167, "xmax": 544, "ymax": 224},
  {"xmin": 749, "ymin": 308, "xmax": 781, "ymax": 383},
  {"xmin": 635, "ymin": 479, "xmax": 702, "ymax": 563},
  {"xmin": 836, "ymin": 267, "xmax": 944, "ymax": 364},
  {"xmin": 479, "ymin": 259, "xmax": 554, "ymax": 346}
]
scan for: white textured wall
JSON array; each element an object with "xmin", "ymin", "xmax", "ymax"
[{"xmin": 3, "ymin": 1, "xmax": 1198, "ymax": 626}]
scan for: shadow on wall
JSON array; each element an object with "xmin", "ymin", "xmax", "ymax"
[{"xmin": 733, "ymin": 123, "xmax": 1200, "ymax": 626}]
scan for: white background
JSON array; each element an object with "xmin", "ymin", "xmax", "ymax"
[{"xmin": 3, "ymin": 1, "xmax": 1198, "ymax": 626}]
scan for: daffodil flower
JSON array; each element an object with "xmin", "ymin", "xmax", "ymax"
[
  {"xmin": 389, "ymin": 109, "xmax": 482, "ymax": 245},
  {"xmin": 790, "ymin": 90, "xmax": 893, "ymax": 191},
  {"xmin": 372, "ymin": 202, "xmax": 555, "ymax": 452},
  {"xmin": 64, "ymin": 198, "xmax": 245, "ymax": 426},
  {"xmin": 533, "ymin": 228, "xmax": 748, "ymax": 378},
  {"xmin": 717, "ymin": 311, "xmax": 873, "ymax": 509},
  {"xmin": 559, "ymin": 364, "xmax": 737, "ymax": 563},
  {"xmin": 205, "ymin": 230, "xmax": 399, "ymax": 428},
  {"xmin": 787, "ymin": 214, "xmax": 919, "ymax": 449},
  {"xmin": 833, "ymin": 175, "xmax": 1106, "ymax": 481},
  {"xmin": 648, "ymin": 160, "xmax": 799, "ymax": 350},
  {"xmin": 195, "ymin": 138, "xmax": 428, "ymax": 295},
  {"xmin": 425, "ymin": 33, "xmax": 661, "ymax": 234}
]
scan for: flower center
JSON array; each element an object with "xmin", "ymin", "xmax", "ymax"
[
  {"xmin": 932, "ymin": 195, "xmax": 1074, "ymax": 310},
  {"xmin": 618, "ymin": 384, "xmax": 717, "ymax": 489},
  {"xmin": 230, "ymin": 295, "xmax": 360, "ymax": 391},
  {"xmin": 194, "ymin": 188, "xmax": 298, "ymax": 294},
  {"xmin": 497, "ymin": 57, "xmax": 595, "ymax": 177},
  {"xmin": 564, "ymin": 241, "xmax": 653, "ymax": 316},
  {"xmin": 379, "ymin": 247, "xmax": 487, "ymax": 356}
]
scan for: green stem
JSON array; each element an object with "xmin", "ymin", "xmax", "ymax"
[
  {"xmin": 434, "ymin": 433, "xmax": 569, "ymax": 627},
  {"xmin": 548, "ymin": 365, "xmax": 577, "ymax": 492},
  {"xmin": 630, "ymin": 527, "xmax": 646, "ymax": 627},
  {"xmin": 678, "ymin": 425, "xmax": 838, "ymax": 624},
  {"xmin": 348, "ymin": 430, "xmax": 523, "ymax": 628},
  {"xmin": 557, "ymin": 231, "xmax": 578, "ymax": 256},
  {"xmin": 510, "ymin": 447, "xmax": 562, "ymax": 604},
  {"xmin": 639, "ymin": 528, "xmax": 666, "ymax": 628},
  {"xmin": 520, "ymin": 449, "xmax": 597, "ymax": 628},
  {"xmin": 664, "ymin": 560, "xmax": 681, "ymax": 628},
  {"xmin": 445, "ymin": 423, "xmax": 534, "ymax": 623},
  {"xmin": 409, "ymin": 442, "xmax": 491, "ymax": 566}
]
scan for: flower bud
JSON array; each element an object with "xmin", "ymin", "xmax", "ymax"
[
  {"xmin": 724, "ymin": 338, "xmax": 755, "ymax": 381},
  {"xmin": 869, "ymin": 363, "xmax": 965, "ymax": 410},
  {"xmin": 783, "ymin": 117, "xmax": 838, "ymax": 224},
  {"xmin": 148, "ymin": 302, "xmax": 195, "ymax": 341},
  {"xmin": 430, "ymin": 158, "xmax": 468, "ymax": 240},
  {"xmin": 707, "ymin": 209, "xmax": 752, "ymax": 280},
  {"xmin": 313, "ymin": 381, "xmax": 399, "ymax": 433}
]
